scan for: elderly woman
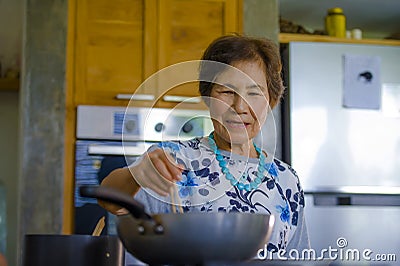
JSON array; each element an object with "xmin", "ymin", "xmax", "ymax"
[{"xmin": 100, "ymin": 35, "xmax": 310, "ymax": 254}]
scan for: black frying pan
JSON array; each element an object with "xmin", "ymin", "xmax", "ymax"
[{"xmin": 80, "ymin": 185, "xmax": 274, "ymax": 265}]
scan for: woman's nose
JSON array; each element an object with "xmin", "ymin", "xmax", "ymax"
[{"xmin": 231, "ymin": 93, "xmax": 248, "ymax": 114}]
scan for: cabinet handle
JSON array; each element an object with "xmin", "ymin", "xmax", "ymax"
[
  {"xmin": 115, "ymin": 94, "xmax": 155, "ymax": 101},
  {"xmin": 162, "ymin": 95, "xmax": 201, "ymax": 103}
]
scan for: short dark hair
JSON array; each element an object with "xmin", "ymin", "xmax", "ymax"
[{"xmin": 199, "ymin": 34, "xmax": 284, "ymax": 108}]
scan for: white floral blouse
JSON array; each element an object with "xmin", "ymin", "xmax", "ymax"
[{"xmin": 132, "ymin": 137, "xmax": 310, "ymax": 255}]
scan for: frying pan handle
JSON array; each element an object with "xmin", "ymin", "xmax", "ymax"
[{"xmin": 79, "ymin": 185, "xmax": 152, "ymax": 221}]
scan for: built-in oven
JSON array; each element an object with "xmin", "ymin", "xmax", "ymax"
[{"xmin": 74, "ymin": 105, "xmax": 212, "ymax": 264}]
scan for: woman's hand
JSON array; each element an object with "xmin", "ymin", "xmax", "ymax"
[
  {"xmin": 129, "ymin": 148, "xmax": 183, "ymax": 197},
  {"xmin": 100, "ymin": 147, "xmax": 183, "ymax": 213}
]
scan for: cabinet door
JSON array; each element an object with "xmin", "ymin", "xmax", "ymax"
[
  {"xmin": 155, "ymin": 0, "xmax": 242, "ymax": 108},
  {"xmin": 74, "ymin": 0, "xmax": 157, "ymax": 106}
]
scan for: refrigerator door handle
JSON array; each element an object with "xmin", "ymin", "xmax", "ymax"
[
  {"xmin": 311, "ymin": 193, "xmax": 400, "ymax": 207},
  {"xmin": 312, "ymin": 194, "xmax": 352, "ymax": 206}
]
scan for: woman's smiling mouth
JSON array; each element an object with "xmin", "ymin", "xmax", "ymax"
[{"xmin": 225, "ymin": 119, "xmax": 250, "ymax": 128}]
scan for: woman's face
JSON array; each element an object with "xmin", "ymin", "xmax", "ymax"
[{"xmin": 208, "ymin": 60, "xmax": 270, "ymax": 145}]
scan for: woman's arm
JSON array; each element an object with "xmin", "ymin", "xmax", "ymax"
[
  {"xmin": 99, "ymin": 147, "xmax": 183, "ymax": 214},
  {"xmin": 286, "ymin": 206, "xmax": 311, "ymax": 251},
  {"xmin": 99, "ymin": 167, "xmax": 140, "ymax": 213}
]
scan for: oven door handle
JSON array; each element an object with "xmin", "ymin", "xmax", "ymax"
[{"xmin": 87, "ymin": 144, "xmax": 150, "ymax": 156}]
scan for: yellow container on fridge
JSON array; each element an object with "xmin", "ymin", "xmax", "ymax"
[{"xmin": 325, "ymin": 7, "xmax": 346, "ymax": 38}]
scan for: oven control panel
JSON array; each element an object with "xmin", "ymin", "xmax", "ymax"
[
  {"xmin": 77, "ymin": 105, "xmax": 213, "ymax": 141},
  {"xmin": 113, "ymin": 112, "xmax": 139, "ymax": 135}
]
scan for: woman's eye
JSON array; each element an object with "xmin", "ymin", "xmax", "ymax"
[
  {"xmin": 222, "ymin": 90, "xmax": 234, "ymax": 95},
  {"xmin": 248, "ymin": 92, "xmax": 262, "ymax": 96}
]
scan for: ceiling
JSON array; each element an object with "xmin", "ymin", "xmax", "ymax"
[{"xmin": 279, "ymin": 0, "xmax": 400, "ymax": 39}]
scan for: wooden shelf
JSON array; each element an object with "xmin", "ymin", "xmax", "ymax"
[
  {"xmin": 0, "ymin": 78, "xmax": 19, "ymax": 91},
  {"xmin": 279, "ymin": 33, "xmax": 400, "ymax": 46}
]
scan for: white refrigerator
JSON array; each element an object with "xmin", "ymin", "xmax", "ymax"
[{"xmin": 282, "ymin": 42, "xmax": 400, "ymax": 265}]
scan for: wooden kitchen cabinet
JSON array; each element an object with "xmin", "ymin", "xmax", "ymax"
[
  {"xmin": 156, "ymin": 0, "xmax": 242, "ymax": 108},
  {"xmin": 0, "ymin": 78, "xmax": 19, "ymax": 91},
  {"xmin": 73, "ymin": 0, "xmax": 242, "ymax": 107},
  {"xmin": 158, "ymin": 0, "xmax": 241, "ymax": 69},
  {"xmin": 74, "ymin": 0, "xmax": 157, "ymax": 106}
]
